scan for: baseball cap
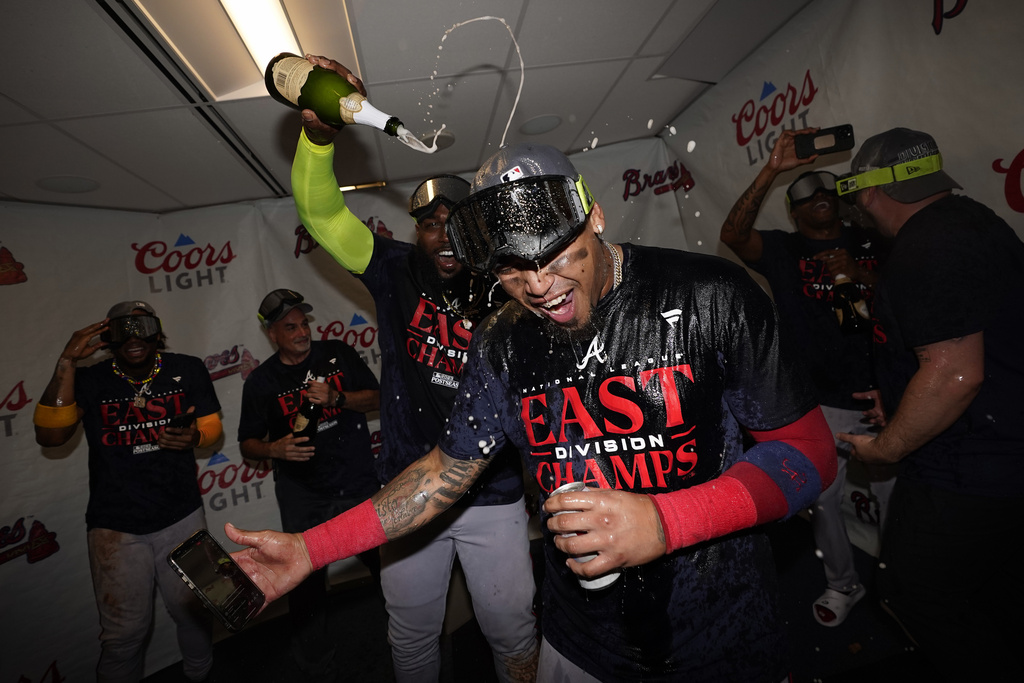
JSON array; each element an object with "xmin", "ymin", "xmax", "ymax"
[
  {"xmin": 839, "ymin": 127, "xmax": 962, "ymax": 203},
  {"xmin": 258, "ymin": 289, "xmax": 312, "ymax": 328},
  {"xmin": 408, "ymin": 174, "xmax": 471, "ymax": 221},
  {"xmin": 786, "ymin": 171, "xmax": 838, "ymax": 207},
  {"xmin": 447, "ymin": 143, "xmax": 594, "ymax": 272},
  {"xmin": 106, "ymin": 300, "xmax": 156, "ymax": 318}
]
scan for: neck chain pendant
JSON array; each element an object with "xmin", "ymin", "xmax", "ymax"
[{"xmin": 113, "ymin": 353, "xmax": 162, "ymax": 409}]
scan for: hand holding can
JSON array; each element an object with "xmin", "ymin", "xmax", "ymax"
[{"xmin": 549, "ymin": 482, "xmax": 622, "ymax": 590}]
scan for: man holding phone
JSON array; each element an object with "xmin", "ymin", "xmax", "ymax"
[
  {"xmin": 720, "ymin": 129, "xmax": 894, "ymax": 628},
  {"xmin": 33, "ymin": 301, "xmax": 223, "ymax": 682},
  {"xmin": 238, "ymin": 289, "xmax": 382, "ymax": 682}
]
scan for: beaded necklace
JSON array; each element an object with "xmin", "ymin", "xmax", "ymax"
[{"xmin": 112, "ymin": 352, "xmax": 162, "ymax": 408}]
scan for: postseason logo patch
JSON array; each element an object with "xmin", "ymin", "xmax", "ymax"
[{"xmin": 430, "ymin": 371, "xmax": 459, "ymax": 389}]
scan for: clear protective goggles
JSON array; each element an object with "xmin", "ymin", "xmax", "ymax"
[
  {"xmin": 836, "ymin": 153, "xmax": 944, "ymax": 196},
  {"xmin": 102, "ymin": 315, "xmax": 162, "ymax": 345},
  {"xmin": 447, "ymin": 174, "xmax": 594, "ymax": 272},
  {"xmin": 409, "ymin": 175, "xmax": 470, "ymax": 221},
  {"xmin": 786, "ymin": 171, "xmax": 838, "ymax": 207}
]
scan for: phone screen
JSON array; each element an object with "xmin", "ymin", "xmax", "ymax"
[{"xmin": 168, "ymin": 529, "xmax": 264, "ymax": 631}]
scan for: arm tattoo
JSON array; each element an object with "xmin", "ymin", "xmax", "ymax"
[
  {"xmin": 372, "ymin": 454, "xmax": 491, "ymax": 539},
  {"xmin": 722, "ymin": 179, "xmax": 767, "ymax": 241}
]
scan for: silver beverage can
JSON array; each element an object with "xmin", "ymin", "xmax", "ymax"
[{"xmin": 549, "ymin": 482, "xmax": 621, "ymax": 590}]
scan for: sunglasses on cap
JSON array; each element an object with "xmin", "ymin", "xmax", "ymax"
[
  {"xmin": 447, "ymin": 174, "xmax": 594, "ymax": 273},
  {"xmin": 786, "ymin": 171, "xmax": 838, "ymax": 208},
  {"xmin": 101, "ymin": 315, "xmax": 162, "ymax": 345}
]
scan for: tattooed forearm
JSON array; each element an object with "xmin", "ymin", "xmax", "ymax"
[
  {"xmin": 371, "ymin": 449, "xmax": 491, "ymax": 539},
  {"xmin": 722, "ymin": 178, "xmax": 768, "ymax": 240}
]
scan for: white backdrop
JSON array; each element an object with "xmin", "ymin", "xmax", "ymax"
[
  {"xmin": 0, "ymin": 136, "xmax": 683, "ymax": 681},
  {"xmin": 4, "ymin": 0, "xmax": 1023, "ymax": 677}
]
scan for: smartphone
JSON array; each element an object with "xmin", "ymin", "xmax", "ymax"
[
  {"xmin": 794, "ymin": 124, "xmax": 855, "ymax": 159},
  {"xmin": 167, "ymin": 529, "xmax": 264, "ymax": 632},
  {"xmin": 166, "ymin": 413, "xmax": 197, "ymax": 430}
]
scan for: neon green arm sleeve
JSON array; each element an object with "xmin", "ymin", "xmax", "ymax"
[{"xmin": 291, "ymin": 128, "xmax": 375, "ymax": 274}]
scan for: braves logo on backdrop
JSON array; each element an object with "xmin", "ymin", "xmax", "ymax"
[
  {"xmin": 732, "ymin": 69, "xmax": 819, "ymax": 166},
  {"xmin": 0, "ymin": 516, "xmax": 59, "ymax": 567},
  {"xmin": 134, "ymin": 234, "xmax": 236, "ymax": 294},
  {"xmin": 405, "ymin": 297, "xmax": 473, "ymax": 382},
  {"xmin": 0, "ymin": 245, "xmax": 27, "ymax": 285},
  {"xmin": 520, "ymin": 361, "xmax": 701, "ymax": 494},
  {"xmin": 622, "ymin": 159, "xmax": 695, "ymax": 201},
  {"xmin": 0, "ymin": 379, "xmax": 31, "ymax": 438},
  {"xmin": 932, "ymin": 0, "xmax": 968, "ymax": 34},
  {"xmin": 204, "ymin": 345, "xmax": 260, "ymax": 381},
  {"xmin": 993, "ymin": 146, "xmax": 1024, "ymax": 214}
]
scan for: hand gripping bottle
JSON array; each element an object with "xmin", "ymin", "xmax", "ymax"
[{"xmin": 265, "ymin": 53, "xmax": 403, "ymax": 136}]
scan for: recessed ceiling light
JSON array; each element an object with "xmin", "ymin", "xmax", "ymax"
[
  {"xmin": 420, "ymin": 130, "xmax": 456, "ymax": 151},
  {"xmin": 36, "ymin": 176, "xmax": 101, "ymax": 194},
  {"xmin": 519, "ymin": 115, "xmax": 562, "ymax": 136}
]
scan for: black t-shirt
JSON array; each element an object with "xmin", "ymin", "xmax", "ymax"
[
  {"xmin": 440, "ymin": 244, "xmax": 818, "ymax": 682},
  {"xmin": 872, "ymin": 195, "xmax": 1024, "ymax": 497},
  {"xmin": 76, "ymin": 352, "xmax": 220, "ymax": 534},
  {"xmin": 748, "ymin": 224, "xmax": 880, "ymax": 409},
  {"xmin": 357, "ymin": 233, "xmax": 523, "ymax": 506},
  {"xmin": 238, "ymin": 340, "xmax": 379, "ymax": 499}
]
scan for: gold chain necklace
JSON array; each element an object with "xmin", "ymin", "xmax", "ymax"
[
  {"xmin": 112, "ymin": 352, "xmax": 162, "ymax": 408},
  {"xmin": 440, "ymin": 274, "xmax": 488, "ymax": 322}
]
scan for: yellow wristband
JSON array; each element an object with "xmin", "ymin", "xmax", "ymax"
[
  {"xmin": 195, "ymin": 413, "xmax": 223, "ymax": 449},
  {"xmin": 33, "ymin": 403, "xmax": 79, "ymax": 429}
]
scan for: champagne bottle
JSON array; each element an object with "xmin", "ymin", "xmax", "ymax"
[
  {"xmin": 265, "ymin": 53, "xmax": 403, "ymax": 136},
  {"xmin": 831, "ymin": 274, "xmax": 871, "ymax": 335},
  {"xmin": 292, "ymin": 375, "xmax": 324, "ymax": 444}
]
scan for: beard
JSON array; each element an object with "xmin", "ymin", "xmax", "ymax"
[
  {"xmin": 413, "ymin": 245, "xmax": 471, "ymax": 294},
  {"xmin": 542, "ymin": 303, "xmax": 606, "ymax": 349}
]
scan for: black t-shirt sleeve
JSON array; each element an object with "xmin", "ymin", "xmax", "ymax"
[{"xmin": 887, "ymin": 221, "xmax": 989, "ymax": 348}]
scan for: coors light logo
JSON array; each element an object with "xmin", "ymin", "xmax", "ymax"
[
  {"xmin": 133, "ymin": 234, "xmax": 236, "ymax": 293},
  {"xmin": 731, "ymin": 69, "xmax": 819, "ymax": 166}
]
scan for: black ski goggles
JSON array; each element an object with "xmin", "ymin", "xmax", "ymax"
[
  {"xmin": 409, "ymin": 175, "xmax": 470, "ymax": 222},
  {"xmin": 786, "ymin": 171, "xmax": 838, "ymax": 208},
  {"xmin": 102, "ymin": 315, "xmax": 162, "ymax": 345},
  {"xmin": 447, "ymin": 174, "xmax": 594, "ymax": 273}
]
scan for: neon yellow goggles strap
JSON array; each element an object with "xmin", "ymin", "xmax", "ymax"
[
  {"xmin": 575, "ymin": 175, "xmax": 594, "ymax": 215},
  {"xmin": 836, "ymin": 154, "xmax": 944, "ymax": 196}
]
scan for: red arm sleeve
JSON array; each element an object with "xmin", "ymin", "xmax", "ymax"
[{"xmin": 650, "ymin": 407, "xmax": 835, "ymax": 553}]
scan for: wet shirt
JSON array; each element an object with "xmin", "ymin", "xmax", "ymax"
[
  {"xmin": 748, "ymin": 224, "xmax": 879, "ymax": 409},
  {"xmin": 872, "ymin": 195, "xmax": 1024, "ymax": 498},
  {"xmin": 359, "ymin": 233, "xmax": 523, "ymax": 505},
  {"xmin": 238, "ymin": 340, "xmax": 379, "ymax": 500},
  {"xmin": 440, "ymin": 244, "xmax": 817, "ymax": 681},
  {"xmin": 75, "ymin": 352, "xmax": 220, "ymax": 535}
]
